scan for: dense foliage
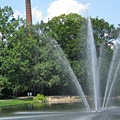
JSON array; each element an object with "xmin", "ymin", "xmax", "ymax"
[{"xmin": 0, "ymin": 6, "xmax": 120, "ymax": 97}]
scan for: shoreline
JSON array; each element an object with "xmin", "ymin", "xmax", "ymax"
[
  {"xmin": 0, "ymin": 96, "xmax": 82, "ymax": 107},
  {"xmin": 1, "ymin": 95, "xmax": 120, "ymax": 107}
]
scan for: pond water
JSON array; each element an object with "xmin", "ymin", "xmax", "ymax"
[{"xmin": 0, "ymin": 99, "xmax": 120, "ymax": 120}]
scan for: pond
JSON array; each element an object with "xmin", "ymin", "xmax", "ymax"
[{"xmin": 0, "ymin": 99, "xmax": 120, "ymax": 120}]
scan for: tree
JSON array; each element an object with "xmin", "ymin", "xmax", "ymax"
[
  {"xmin": 39, "ymin": 14, "xmax": 118, "ymax": 95},
  {"xmin": 40, "ymin": 13, "xmax": 89, "ymax": 94},
  {"xmin": 0, "ymin": 6, "xmax": 38, "ymax": 96},
  {"xmin": 91, "ymin": 17, "xmax": 116, "ymax": 54},
  {"xmin": 0, "ymin": 6, "xmax": 119, "ymax": 97},
  {"xmin": 30, "ymin": 32, "xmax": 75, "ymax": 95}
]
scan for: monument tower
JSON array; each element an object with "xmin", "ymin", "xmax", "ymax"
[{"xmin": 25, "ymin": 0, "xmax": 32, "ymax": 24}]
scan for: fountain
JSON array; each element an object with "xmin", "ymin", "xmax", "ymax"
[
  {"xmin": 24, "ymin": 0, "xmax": 120, "ymax": 114},
  {"xmin": 24, "ymin": 0, "xmax": 120, "ymax": 113},
  {"xmin": 42, "ymin": 33, "xmax": 91, "ymax": 112},
  {"xmin": 86, "ymin": 17, "xmax": 120, "ymax": 112},
  {"xmin": 1, "ymin": 17, "xmax": 120, "ymax": 120},
  {"xmin": 40, "ymin": 17, "xmax": 120, "ymax": 113},
  {"xmin": 87, "ymin": 17, "xmax": 99, "ymax": 112}
]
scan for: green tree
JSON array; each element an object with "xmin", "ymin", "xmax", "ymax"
[
  {"xmin": 0, "ymin": 6, "xmax": 38, "ymax": 96},
  {"xmin": 39, "ymin": 14, "xmax": 118, "ymax": 95},
  {"xmin": 40, "ymin": 13, "xmax": 88, "ymax": 94},
  {"xmin": 0, "ymin": 6, "xmax": 119, "ymax": 97},
  {"xmin": 91, "ymin": 17, "xmax": 116, "ymax": 54}
]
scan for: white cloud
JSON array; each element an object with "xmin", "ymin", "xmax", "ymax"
[
  {"xmin": 13, "ymin": 0, "xmax": 90, "ymax": 23},
  {"xmin": 14, "ymin": 10, "xmax": 23, "ymax": 19},
  {"xmin": 45, "ymin": 0, "xmax": 90, "ymax": 22},
  {"xmin": 32, "ymin": 6, "xmax": 43, "ymax": 23},
  {"xmin": 14, "ymin": 7, "xmax": 43, "ymax": 24}
]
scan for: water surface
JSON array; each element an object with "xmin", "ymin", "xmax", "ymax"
[{"xmin": 0, "ymin": 100, "xmax": 120, "ymax": 120}]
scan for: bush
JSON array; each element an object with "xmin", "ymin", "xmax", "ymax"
[{"xmin": 35, "ymin": 94, "xmax": 46, "ymax": 102}]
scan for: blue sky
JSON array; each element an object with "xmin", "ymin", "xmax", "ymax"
[{"xmin": 1, "ymin": 0, "xmax": 120, "ymax": 27}]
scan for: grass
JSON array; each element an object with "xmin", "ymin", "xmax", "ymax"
[{"xmin": 0, "ymin": 99, "xmax": 39, "ymax": 107}]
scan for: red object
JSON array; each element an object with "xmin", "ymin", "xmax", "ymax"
[{"xmin": 26, "ymin": 0, "xmax": 32, "ymax": 24}]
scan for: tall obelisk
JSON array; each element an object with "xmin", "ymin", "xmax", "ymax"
[{"xmin": 26, "ymin": 0, "xmax": 32, "ymax": 24}]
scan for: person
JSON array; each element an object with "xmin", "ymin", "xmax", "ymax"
[
  {"xmin": 30, "ymin": 92, "xmax": 32, "ymax": 96},
  {"xmin": 27, "ymin": 92, "xmax": 30, "ymax": 96}
]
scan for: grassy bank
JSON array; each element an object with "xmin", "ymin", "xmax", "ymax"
[{"xmin": 0, "ymin": 99, "xmax": 39, "ymax": 107}]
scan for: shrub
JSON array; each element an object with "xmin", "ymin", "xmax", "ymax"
[{"xmin": 35, "ymin": 94, "xmax": 46, "ymax": 102}]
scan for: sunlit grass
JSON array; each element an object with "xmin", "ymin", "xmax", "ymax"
[{"xmin": 0, "ymin": 99, "xmax": 38, "ymax": 107}]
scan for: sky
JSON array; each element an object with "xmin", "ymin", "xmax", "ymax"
[{"xmin": 0, "ymin": 0, "xmax": 120, "ymax": 27}]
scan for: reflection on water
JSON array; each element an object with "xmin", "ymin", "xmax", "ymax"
[
  {"xmin": 0, "ymin": 100, "xmax": 120, "ymax": 120},
  {"xmin": 0, "ymin": 102, "xmax": 85, "ymax": 117}
]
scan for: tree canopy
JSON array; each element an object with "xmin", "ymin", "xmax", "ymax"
[{"xmin": 0, "ymin": 6, "xmax": 120, "ymax": 97}]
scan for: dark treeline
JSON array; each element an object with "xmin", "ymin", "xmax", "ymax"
[{"xmin": 0, "ymin": 6, "xmax": 120, "ymax": 98}]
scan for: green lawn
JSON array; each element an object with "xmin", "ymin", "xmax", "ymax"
[{"xmin": 0, "ymin": 99, "xmax": 38, "ymax": 107}]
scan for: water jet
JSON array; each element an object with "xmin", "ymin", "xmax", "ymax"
[{"xmin": 86, "ymin": 17, "xmax": 120, "ymax": 113}]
